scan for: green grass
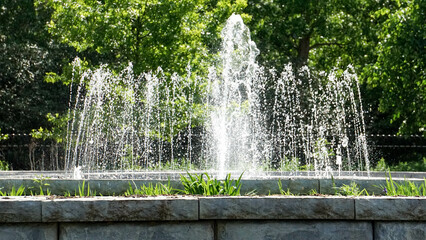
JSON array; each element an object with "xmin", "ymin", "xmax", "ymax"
[
  {"xmin": 1, "ymin": 171, "xmax": 425, "ymax": 197},
  {"xmin": 338, "ymin": 182, "xmax": 369, "ymax": 196},
  {"xmin": 76, "ymin": 181, "xmax": 96, "ymax": 197},
  {"xmin": 0, "ymin": 185, "xmax": 26, "ymax": 196},
  {"xmin": 331, "ymin": 176, "xmax": 369, "ymax": 196},
  {"xmin": 125, "ymin": 180, "xmax": 174, "ymax": 196},
  {"xmin": 277, "ymin": 179, "xmax": 294, "ymax": 195},
  {"xmin": 278, "ymin": 178, "xmax": 369, "ymax": 196},
  {"xmin": 63, "ymin": 181, "xmax": 97, "ymax": 197},
  {"xmin": 0, "ymin": 160, "xmax": 9, "ymax": 171},
  {"xmin": 30, "ymin": 175, "xmax": 51, "ymax": 196},
  {"xmin": 179, "ymin": 172, "xmax": 243, "ymax": 196},
  {"xmin": 379, "ymin": 171, "xmax": 426, "ymax": 196}
]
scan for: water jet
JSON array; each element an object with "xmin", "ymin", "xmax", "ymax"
[
  {"xmin": 0, "ymin": 14, "xmax": 424, "ymax": 240},
  {"xmin": 61, "ymin": 13, "xmax": 370, "ymax": 179}
]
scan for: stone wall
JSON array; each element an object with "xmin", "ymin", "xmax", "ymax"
[{"xmin": 0, "ymin": 196, "xmax": 425, "ymax": 240}]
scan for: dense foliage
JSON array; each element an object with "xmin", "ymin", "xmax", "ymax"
[
  {"xmin": 365, "ymin": 0, "xmax": 425, "ymax": 135},
  {"xmin": 38, "ymin": 0, "xmax": 248, "ymax": 75},
  {"xmin": 246, "ymin": 0, "xmax": 425, "ymax": 136},
  {"xmin": 0, "ymin": 0, "xmax": 424, "ymax": 167},
  {"xmin": 0, "ymin": 0, "xmax": 74, "ymax": 132}
]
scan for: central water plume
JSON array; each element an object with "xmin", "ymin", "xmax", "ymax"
[
  {"xmin": 207, "ymin": 14, "xmax": 269, "ymax": 176},
  {"xmin": 65, "ymin": 14, "xmax": 369, "ymax": 178}
]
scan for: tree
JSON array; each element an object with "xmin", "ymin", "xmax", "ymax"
[
  {"xmin": 40, "ymin": 0, "xmax": 248, "ymax": 75},
  {"xmin": 30, "ymin": 0, "xmax": 250, "ymax": 141},
  {"xmin": 245, "ymin": 0, "xmax": 369, "ymax": 70},
  {"xmin": 364, "ymin": 0, "xmax": 425, "ymax": 135},
  {"xmin": 0, "ymin": 0, "xmax": 74, "ymax": 133},
  {"xmin": 245, "ymin": 0, "xmax": 425, "ymax": 136}
]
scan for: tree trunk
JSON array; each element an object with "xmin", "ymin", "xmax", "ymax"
[{"xmin": 296, "ymin": 35, "xmax": 310, "ymax": 68}]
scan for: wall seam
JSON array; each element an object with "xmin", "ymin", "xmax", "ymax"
[
  {"xmin": 57, "ymin": 222, "xmax": 60, "ymax": 240},
  {"xmin": 198, "ymin": 197, "xmax": 200, "ymax": 220},
  {"xmin": 371, "ymin": 221, "xmax": 375, "ymax": 240},
  {"xmin": 318, "ymin": 179, "xmax": 321, "ymax": 194},
  {"xmin": 214, "ymin": 220, "xmax": 218, "ymax": 240},
  {"xmin": 353, "ymin": 198, "xmax": 356, "ymax": 220}
]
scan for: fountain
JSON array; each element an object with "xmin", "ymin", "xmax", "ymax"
[
  {"xmin": 61, "ymin": 13, "xmax": 371, "ymax": 179},
  {"xmin": 0, "ymin": 14, "xmax": 424, "ymax": 240}
]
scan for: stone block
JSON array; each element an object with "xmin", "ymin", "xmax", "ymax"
[
  {"xmin": 60, "ymin": 222, "xmax": 213, "ymax": 240},
  {"xmin": 355, "ymin": 197, "xmax": 426, "ymax": 220},
  {"xmin": 0, "ymin": 197, "xmax": 42, "ymax": 222},
  {"xmin": 320, "ymin": 178, "xmax": 386, "ymax": 195},
  {"xmin": 200, "ymin": 196, "xmax": 354, "ymax": 219},
  {"xmin": 42, "ymin": 196, "xmax": 198, "ymax": 222},
  {"xmin": 0, "ymin": 223, "xmax": 57, "ymax": 240},
  {"xmin": 375, "ymin": 222, "xmax": 426, "ymax": 240},
  {"xmin": 243, "ymin": 178, "xmax": 319, "ymax": 195},
  {"xmin": 217, "ymin": 220, "xmax": 372, "ymax": 240},
  {"xmin": 320, "ymin": 178, "xmax": 426, "ymax": 196}
]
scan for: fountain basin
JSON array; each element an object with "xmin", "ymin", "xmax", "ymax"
[
  {"xmin": 1, "ymin": 171, "xmax": 425, "ymax": 239},
  {"xmin": 0, "ymin": 195, "xmax": 425, "ymax": 240},
  {"xmin": 0, "ymin": 171, "xmax": 425, "ymax": 195}
]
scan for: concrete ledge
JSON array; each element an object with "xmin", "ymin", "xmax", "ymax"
[
  {"xmin": 42, "ymin": 196, "xmax": 198, "ymax": 222},
  {"xmin": 374, "ymin": 222, "xmax": 426, "ymax": 240},
  {"xmin": 2, "ymin": 196, "xmax": 426, "ymax": 222},
  {"xmin": 1, "ymin": 179, "xmax": 183, "ymax": 196},
  {"xmin": 0, "ymin": 223, "xmax": 57, "ymax": 240},
  {"xmin": 0, "ymin": 196, "xmax": 425, "ymax": 240},
  {"xmin": 1, "ymin": 175, "xmax": 425, "ymax": 196},
  {"xmin": 60, "ymin": 222, "xmax": 214, "ymax": 240},
  {"xmin": 320, "ymin": 178, "xmax": 426, "ymax": 195},
  {"xmin": 356, "ymin": 197, "xmax": 426, "ymax": 220},
  {"xmin": 0, "ymin": 197, "xmax": 41, "ymax": 222},
  {"xmin": 217, "ymin": 221, "xmax": 373, "ymax": 240},
  {"xmin": 200, "ymin": 196, "xmax": 354, "ymax": 220},
  {"xmin": 242, "ymin": 178, "xmax": 319, "ymax": 195}
]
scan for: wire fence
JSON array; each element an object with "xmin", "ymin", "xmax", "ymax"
[
  {"xmin": 0, "ymin": 134, "xmax": 64, "ymax": 170},
  {"xmin": 0, "ymin": 133, "xmax": 424, "ymax": 170}
]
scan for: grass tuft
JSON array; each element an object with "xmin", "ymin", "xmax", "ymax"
[{"xmin": 179, "ymin": 172, "xmax": 243, "ymax": 196}]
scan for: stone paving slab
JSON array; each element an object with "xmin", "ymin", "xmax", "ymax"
[
  {"xmin": 200, "ymin": 196, "xmax": 354, "ymax": 220},
  {"xmin": 355, "ymin": 197, "xmax": 426, "ymax": 220},
  {"xmin": 60, "ymin": 222, "xmax": 214, "ymax": 240},
  {"xmin": 0, "ymin": 223, "xmax": 57, "ymax": 240},
  {"xmin": 42, "ymin": 196, "xmax": 198, "ymax": 222},
  {"xmin": 374, "ymin": 221, "xmax": 426, "ymax": 240},
  {"xmin": 217, "ymin": 220, "xmax": 373, "ymax": 240},
  {"xmin": 0, "ymin": 197, "xmax": 42, "ymax": 222}
]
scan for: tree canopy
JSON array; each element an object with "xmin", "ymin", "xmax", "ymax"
[
  {"xmin": 365, "ymin": 0, "xmax": 425, "ymax": 135},
  {"xmin": 0, "ymin": 0, "xmax": 424, "ymax": 138},
  {"xmin": 39, "ymin": 0, "xmax": 248, "ymax": 75},
  {"xmin": 0, "ymin": 0, "xmax": 74, "ymax": 132}
]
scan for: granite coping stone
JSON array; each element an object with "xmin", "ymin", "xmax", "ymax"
[
  {"xmin": 374, "ymin": 221, "xmax": 426, "ymax": 240},
  {"xmin": 41, "ymin": 196, "xmax": 199, "ymax": 222},
  {"xmin": 60, "ymin": 222, "xmax": 214, "ymax": 240},
  {"xmin": 1, "ymin": 196, "xmax": 425, "ymax": 223},
  {"xmin": 199, "ymin": 196, "xmax": 355, "ymax": 220},
  {"xmin": 0, "ymin": 197, "xmax": 42, "ymax": 222},
  {"xmin": 355, "ymin": 197, "xmax": 426, "ymax": 220},
  {"xmin": 0, "ymin": 223, "xmax": 57, "ymax": 240},
  {"xmin": 216, "ymin": 220, "xmax": 373, "ymax": 240}
]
